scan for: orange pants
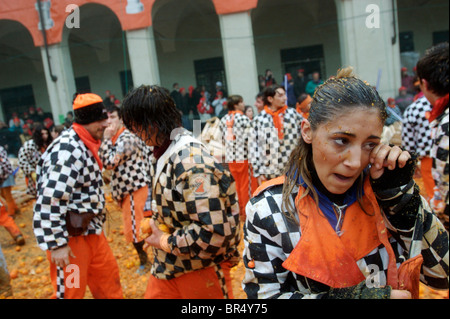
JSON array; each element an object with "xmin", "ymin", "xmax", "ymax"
[
  {"xmin": 120, "ymin": 186, "xmax": 150, "ymax": 243},
  {"xmin": 145, "ymin": 262, "xmax": 234, "ymax": 299},
  {"xmin": 419, "ymin": 156, "xmax": 436, "ymax": 200},
  {"xmin": 228, "ymin": 161, "xmax": 258, "ymax": 218},
  {"xmin": 0, "ymin": 187, "xmax": 18, "ymax": 216},
  {"xmin": 46, "ymin": 233, "xmax": 123, "ymax": 299},
  {"xmin": 0, "ymin": 203, "xmax": 21, "ymax": 239}
]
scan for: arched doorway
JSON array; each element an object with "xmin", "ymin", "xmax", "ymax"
[
  {"xmin": 64, "ymin": 3, "xmax": 132, "ymax": 102},
  {"xmin": 251, "ymin": 0, "xmax": 341, "ymax": 86},
  {"xmin": 0, "ymin": 20, "xmax": 47, "ymax": 125},
  {"xmin": 152, "ymin": 0, "xmax": 225, "ymax": 96}
]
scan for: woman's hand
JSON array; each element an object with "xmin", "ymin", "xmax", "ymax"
[{"xmin": 369, "ymin": 144, "xmax": 411, "ymax": 180}]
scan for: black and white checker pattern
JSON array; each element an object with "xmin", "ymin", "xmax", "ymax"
[
  {"xmin": 429, "ymin": 107, "xmax": 449, "ymax": 213},
  {"xmin": 150, "ymin": 131, "xmax": 241, "ymax": 280},
  {"xmin": 0, "ymin": 146, "xmax": 13, "ymax": 186},
  {"xmin": 219, "ymin": 112, "xmax": 252, "ymax": 163},
  {"xmin": 56, "ymin": 266, "xmax": 65, "ymax": 299},
  {"xmin": 242, "ymin": 177, "xmax": 449, "ymax": 299},
  {"xmin": 214, "ymin": 263, "xmax": 229, "ymax": 299},
  {"xmin": 99, "ymin": 129, "xmax": 151, "ymax": 201},
  {"xmin": 402, "ymin": 96, "xmax": 433, "ymax": 157},
  {"xmin": 18, "ymin": 139, "xmax": 42, "ymax": 196},
  {"xmin": 249, "ymin": 108, "xmax": 303, "ymax": 179},
  {"xmin": 33, "ymin": 128, "xmax": 106, "ymax": 251}
]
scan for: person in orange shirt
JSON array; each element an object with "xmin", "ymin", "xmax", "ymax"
[{"xmin": 242, "ymin": 67, "xmax": 448, "ymax": 299}]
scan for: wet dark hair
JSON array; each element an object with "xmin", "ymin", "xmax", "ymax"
[
  {"xmin": 416, "ymin": 42, "xmax": 449, "ymax": 96},
  {"xmin": 106, "ymin": 105, "xmax": 121, "ymax": 119},
  {"xmin": 32, "ymin": 124, "xmax": 52, "ymax": 149},
  {"xmin": 121, "ymin": 85, "xmax": 182, "ymax": 146},
  {"xmin": 262, "ymin": 84, "xmax": 284, "ymax": 106},
  {"xmin": 282, "ymin": 67, "xmax": 387, "ymax": 223}
]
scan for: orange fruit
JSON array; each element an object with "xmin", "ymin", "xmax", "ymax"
[{"xmin": 9, "ymin": 269, "xmax": 19, "ymax": 279}]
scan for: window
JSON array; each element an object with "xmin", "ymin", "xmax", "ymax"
[
  {"xmin": 280, "ymin": 45, "xmax": 325, "ymax": 81},
  {"xmin": 194, "ymin": 57, "xmax": 227, "ymax": 97}
]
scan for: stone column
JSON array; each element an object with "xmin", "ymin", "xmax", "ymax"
[
  {"xmin": 218, "ymin": 11, "xmax": 259, "ymax": 106},
  {"xmin": 126, "ymin": 26, "xmax": 160, "ymax": 87},
  {"xmin": 335, "ymin": 0, "xmax": 401, "ymax": 99},
  {"xmin": 40, "ymin": 41, "xmax": 76, "ymax": 124}
]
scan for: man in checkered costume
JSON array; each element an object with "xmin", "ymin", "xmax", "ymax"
[
  {"xmin": 99, "ymin": 104, "xmax": 152, "ymax": 271},
  {"xmin": 249, "ymin": 85, "xmax": 303, "ymax": 184},
  {"xmin": 402, "ymin": 96, "xmax": 435, "ymax": 200},
  {"xmin": 33, "ymin": 93, "xmax": 122, "ymax": 299},
  {"xmin": 416, "ymin": 42, "xmax": 449, "ymax": 230},
  {"xmin": 121, "ymin": 85, "xmax": 241, "ymax": 299}
]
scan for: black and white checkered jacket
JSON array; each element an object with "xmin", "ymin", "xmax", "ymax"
[
  {"xmin": 219, "ymin": 112, "xmax": 252, "ymax": 162},
  {"xmin": 150, "ymin": 129, "xmax": 241, "ymax": 280},
  {"xmin": 249, "ymin": 108, "xmax": 303, "ymax": 179},
  {"xmin": 99, "ymin": 128, "xmax": 151, "ymax": 201},
  {"xmin": 430, "ymin": 106, "xmax": 449, "ymax": 224},
  {"xmin": 242, "ymin": 173, "xmax": 449, "ymax": 299},
  {"xmin": 33, "ymin": 128, "xmax": 106, "ymax": 251},
  {"xmin": 402, "ymin": 97, "xmax": 433, "ymax": 157},
  {"xmin": 18, "ymin": 139, "xmax": 41, "ymax": 196}
]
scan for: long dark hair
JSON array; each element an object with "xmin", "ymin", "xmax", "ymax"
[
  {"xmin": 281, "ymin": 67, "xmax": 387, "ymax": 223},
  {"xmin": 121, "ymin": 85, "xmax": 182, "ymax": 146},
  {"xmin": 32, "ymin": 124, "xmax": 52, "ymax": 150}
]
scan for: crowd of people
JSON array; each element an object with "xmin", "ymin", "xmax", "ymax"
[{"xmin": 0, "ymin": 42, "xmax": 448, "ymax": 300}]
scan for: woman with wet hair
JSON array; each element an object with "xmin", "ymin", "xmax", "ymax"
[{"xmin": 242, "ymin": 67, "xmax": 449, "ymax": 299}]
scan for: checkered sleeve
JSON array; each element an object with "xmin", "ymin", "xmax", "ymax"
[
  {"xmin": 401, "ymin": 97, "xmax": 433, "ymax": 157},
  {"xmin": 99, "ymin": 131, "xmax": 136, "ymax": 170},
  {"xmin": 248, "ymin": 117, "xmax": 264, "ymax": 178},
  {"xmin": 33, "ymin": 150, "xmax": 79, "ymax": 251},
  {"xmin": 372, "ymin": 160, "xmax": 449, "ymax": 290},
  {"xmin": 430, "ymin": 109, "xmax": 449, "ymax": 214}
]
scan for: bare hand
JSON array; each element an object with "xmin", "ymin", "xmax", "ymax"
[
  {"xmin": 144, "ymin": 219, "xmax": 164, "ymax": 249},
  {"xmin": 104, "ymin": 121, "xmax": 119, "ymax": 140},
  {"xmin": 369, "ymin": 144, "xmax": 411, "ymax": 180},
  {"xmin": 51, "ymin": 245, "xmax": 75, "ymax": 268},
  {"xmin": 390, "ymin": 289, "xmax": 412, "ymax": 299}
]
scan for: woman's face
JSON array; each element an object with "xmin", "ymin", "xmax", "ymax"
[
  {"xmin": 245, "ymin": 107, "xmax": 253, "ymax": 119},
  {"xmin": 41, "ymin": 129, "xmax": 49, "ymax": 142},
  {"xmin": 301, "ymin": 108, "xmax": 383, "ymax": 194}
]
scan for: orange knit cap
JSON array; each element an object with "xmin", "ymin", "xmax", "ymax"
[{"xmin": 73, "ymin": 93, "xmax": 103, "ymax": 110}]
